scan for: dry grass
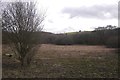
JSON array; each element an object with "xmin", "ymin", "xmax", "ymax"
[
  {"xmin": 36, "ymin": 44, "xmax": 116, "ymax": 59},
  {"xmin": 2, "ymin": 44, "xmax": 118, "ymax": 78}
]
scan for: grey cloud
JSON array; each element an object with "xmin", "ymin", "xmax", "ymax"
[{"xmin": 62, "ymin": 4, "xmax": 118, "ymax": 19}]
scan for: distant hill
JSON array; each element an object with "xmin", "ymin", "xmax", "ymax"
[{"xmin": 2, "ymin": 27, "xmax": 120, "ymax": 48}]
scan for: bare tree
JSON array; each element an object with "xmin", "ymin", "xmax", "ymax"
[{"xmin": 2, "ymin": 1, "xmax": 45, "ymax": 67}]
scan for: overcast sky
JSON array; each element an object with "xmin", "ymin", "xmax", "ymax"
[
  {"xmin": 1, "ymin": 0, "xmax": 119, "ymax": 33},
  {"xmin": 36, "ymin": 0, "xmax": 118, "ymax": 33}
]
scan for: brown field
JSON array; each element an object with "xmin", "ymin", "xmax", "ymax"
[
  {"xmin": 37, "ymin": 44, "xmax": 116, "ymax": 58},
  {"xmin": 2, "ymin": 44, "xmax": 118, "ymax": 78}
]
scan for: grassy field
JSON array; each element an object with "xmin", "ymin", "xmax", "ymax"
[{"xmin": 2, "ymin": 44, "xmax": 118, "ymax": 78}]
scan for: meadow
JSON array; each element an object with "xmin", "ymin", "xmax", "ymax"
[{"xmin": 2, "ymin": 44, "xmax": 118, "ymax": 78}]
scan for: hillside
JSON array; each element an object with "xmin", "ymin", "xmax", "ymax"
[{"xmin": 2, "ymin": 27, "xmax": 120, "ymax": 48}]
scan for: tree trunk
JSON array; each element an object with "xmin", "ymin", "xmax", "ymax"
[{"xmin": 21, "ymin": 57, "xmax": 30, "ymax": 68}]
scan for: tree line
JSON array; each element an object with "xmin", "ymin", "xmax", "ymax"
[
  {"xmin": 3, "ymin": 25, "xmax": 119, "ymax": 48},
  {"xmin": 51, "ymin": 25, "xmax": 119, "ymax": 48}
]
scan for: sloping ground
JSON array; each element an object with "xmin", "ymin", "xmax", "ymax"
[{"xmin": 2, "ymin": 44, "xmax": 118, "ymax": 78}]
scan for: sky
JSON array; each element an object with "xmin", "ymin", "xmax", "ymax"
[
  {"xmin": 36, "ymin": 0, "xmax": 119, "ymax": 33},
  {"xmin": 1, "ymin": 0, "xmax": 119, "ymax": 33}
]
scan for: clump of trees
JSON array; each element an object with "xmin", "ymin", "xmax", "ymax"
[
  {"xmin": 54, "ymin": 34, "xmax": 74, "ymax": 45},
  {"xmin": 2, "ymin": 1, "xmax": 45, "ymax": 67},
  {"xmin": 47, "ymin": 25, "xmax": 119, "ymax": 48},
  {"xmin": 93, "ymin": 25, "xmax": 119, "ymax": 48}
]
